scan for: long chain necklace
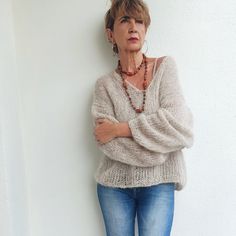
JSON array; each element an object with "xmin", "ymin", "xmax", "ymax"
[{"xmin": 117, "ymin": 53, "xmax": 148, "ymax": 113}]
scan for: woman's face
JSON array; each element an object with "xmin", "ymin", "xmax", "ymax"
[{"xmin": 108, "ymin": 13, "xmax": 147, "ymax": 54}]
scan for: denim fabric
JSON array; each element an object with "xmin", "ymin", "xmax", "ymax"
[{"xmin": 97, "ymin": 182, "xmax": 175, "ymax": 236}]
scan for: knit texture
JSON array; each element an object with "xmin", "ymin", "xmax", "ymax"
[{"xmin": 91, "ymin": 56, "xmax": 194, "ymax": 191}]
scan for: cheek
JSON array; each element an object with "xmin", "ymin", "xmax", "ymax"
[
  {"xmin": 138, "ymin": 26, "xmax": 146, "ymax": 35},
  {"xmin": 139, "ymin": 29, "xmax": 146, "ymax": 41},
  {"xmin": 114, "ymin": 33, "xmax": 124, "ymax": 44},
  {"xmin": 113, "ymin": 27, "xmax": 126, "ymax": 42}
]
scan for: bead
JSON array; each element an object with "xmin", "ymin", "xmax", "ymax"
[{"xmin": 143, "ymin": 81, "xmax": 147, "ymax": 89}]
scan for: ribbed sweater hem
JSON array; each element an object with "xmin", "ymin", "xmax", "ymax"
[
  {"xmin": 94, "ymin": 174, "xmax": 186, "ymax": 191},
  {"xmin": 94, "ymin": 151, "xmax": 187, "ymax": 191}
]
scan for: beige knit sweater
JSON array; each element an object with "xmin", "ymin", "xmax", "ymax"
[{"xmin": 91, "ymin": 56, "xmax": 194, "ymax": 191}]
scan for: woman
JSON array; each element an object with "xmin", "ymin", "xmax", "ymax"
[{"xmin": 91, "ymin": 0, "xmax": 194, "ymax": 235}]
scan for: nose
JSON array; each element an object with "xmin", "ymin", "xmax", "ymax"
[{"xmin": 128, "ymin": 19, "xmax": 137, "ymax": 33}]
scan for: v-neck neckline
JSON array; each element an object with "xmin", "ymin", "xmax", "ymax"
[{"xmin": 113, "ymin": 56, "xmax": 168, "ymax": 92}]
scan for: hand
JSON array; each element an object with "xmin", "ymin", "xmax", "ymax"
[{"xmin": 94, "ymin": 118, "xmax": 118, "ymax": 144}]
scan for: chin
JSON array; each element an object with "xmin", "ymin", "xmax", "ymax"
[{"xmin": 127, "ymin": 46, "xmax": 142, "ymax": 53}]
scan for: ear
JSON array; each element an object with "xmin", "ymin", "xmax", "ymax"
[{"xmin": 106, "ymin": 28, "xmax": 115, "ymax": 44}]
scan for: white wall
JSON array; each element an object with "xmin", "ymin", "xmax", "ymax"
[
  {"xmin": 1, "ymin": 0, "xmax": 236, "ymax": 235},
  {"xmin": 0, "ymin": 0, "xmax": 29, "ymax": 236}
]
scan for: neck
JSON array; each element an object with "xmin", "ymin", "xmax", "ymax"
[{"xmin": 118, "ymin": 51, "xmax": 144, "ymax": 72}]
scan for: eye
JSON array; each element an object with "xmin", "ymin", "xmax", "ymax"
[
  {"xmin": 136, "ymin": 19, "xmax": 144, "ymax": 24},
  {"xmin": 121, "ymin": 18, "xmax": 128, "ymax": 23}
]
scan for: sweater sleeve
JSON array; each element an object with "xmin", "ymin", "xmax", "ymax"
[
  {"xmin": 128, "ymin": 56, "xmax": 194, "ymax": 153},
  {"xmin": 91, "ymin": 77, "xmax": 169, "ymax": 167}
]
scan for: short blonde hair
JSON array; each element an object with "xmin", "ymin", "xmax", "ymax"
[{"xmin": 105, "ymin": 0, "xmax": 151, "ymax": 54}]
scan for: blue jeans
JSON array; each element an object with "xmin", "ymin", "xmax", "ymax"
[{"xmin": 97, "ymin": 182, "xmax": 175, "ymax": 236}]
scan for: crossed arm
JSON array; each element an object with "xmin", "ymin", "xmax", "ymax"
[
  {"xmin": 94, "ymin": 118, "xmax": 131, "ymax": 144},
  {"xmin": 91, "ymin": 56, "xmax": 194, "ymax": 167}
]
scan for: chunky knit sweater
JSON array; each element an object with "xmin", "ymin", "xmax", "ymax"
[{"xmin": 91, "ymin": 56, "xmax": 194, "ymax": 191}]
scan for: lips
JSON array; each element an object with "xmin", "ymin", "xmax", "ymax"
[{"xmin": 128, "ymin": 37, "xmax": 139, "ymax": 40}]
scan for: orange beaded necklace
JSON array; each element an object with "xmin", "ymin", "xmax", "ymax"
[{"xmin": 117, "ymin": 53, "xmax": 148, "ymax": 113}]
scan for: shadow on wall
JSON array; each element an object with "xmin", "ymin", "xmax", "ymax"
[
  {"xmin": 84, "ymin": 18, "xmax": 118, "ymax": 185},
  {"xmin": 97, "ymin": 21, "xmax": 117, "ymax": 71}
]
